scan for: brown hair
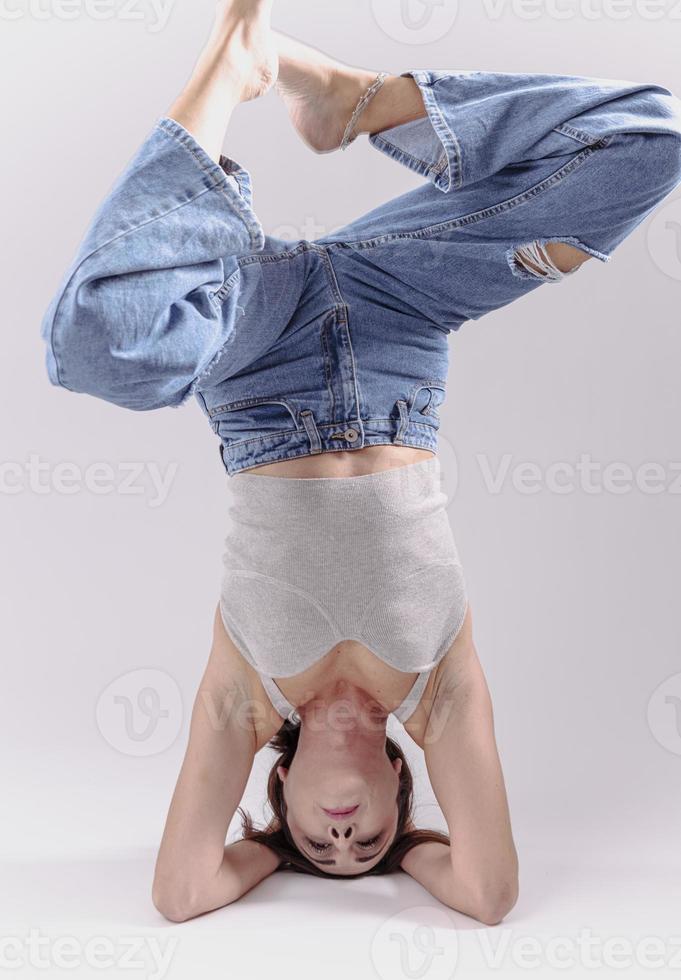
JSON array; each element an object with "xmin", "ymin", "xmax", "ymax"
[{"xmin": 236, "ymin": 718, "xmax": 450, "ymax": 878}]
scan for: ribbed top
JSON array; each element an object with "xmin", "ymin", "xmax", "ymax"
[{"xmin": 219, "ymin": 456, "xmax": 467, "ymax": 724}]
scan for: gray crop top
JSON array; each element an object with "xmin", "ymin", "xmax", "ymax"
[{"xmin": 219, "ymin": 455, "xmax": 468, "ymax": 726}]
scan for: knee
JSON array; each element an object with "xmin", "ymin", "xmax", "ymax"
[{"xmin": 508, "ymin": 238, "xmax": 592, "ymax": 283}]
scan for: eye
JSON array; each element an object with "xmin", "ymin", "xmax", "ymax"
[{"xmin": 306, "ymin": 834, "xmax": 382, "ymax": 853}]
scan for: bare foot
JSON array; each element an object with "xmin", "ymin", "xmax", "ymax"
[
  {"xmin": 275, "ymin": 33, "xmax": 378, "ymax": 153},
  {"xmin": 208, "ymin": 0, "xmax": 279, "ymax": 103}
]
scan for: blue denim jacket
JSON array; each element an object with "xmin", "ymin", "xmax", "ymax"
[{"xmin": 41, "ymin": 70, "xmax": 681, "ymax": 474}]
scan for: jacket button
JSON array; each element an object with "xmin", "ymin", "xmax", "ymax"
[{"xmin": 345, "ymin": 428, "xmax": 359, "ymax": 441}]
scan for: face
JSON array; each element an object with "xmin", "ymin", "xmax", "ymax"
[{"xmin": 275, "ymin": 680, "xmax": 404, "ymax": 875}]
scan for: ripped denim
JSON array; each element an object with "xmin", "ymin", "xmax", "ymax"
[{"xmin": 41, "ymin": 69, "xmax": 681, "ymax": 474}]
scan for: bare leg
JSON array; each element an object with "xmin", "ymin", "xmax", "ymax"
[{"xmin": 167, "ymin": 0, "xmax": 279, "ymax": 164}]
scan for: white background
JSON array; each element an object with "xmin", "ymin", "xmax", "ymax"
[{"xmin": 2, "ymin": 0, "xmax": 681, "ymax": 976}]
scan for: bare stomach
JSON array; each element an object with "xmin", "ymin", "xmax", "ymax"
[{"xmin": 239, "ymin": 444, "xmax": 436, "ymax": 478}]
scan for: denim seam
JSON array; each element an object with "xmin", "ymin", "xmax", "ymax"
[
  {"xmin": 329, "ymin": 134, "xmax": 613, "ymax": 250},
  {"xmin": 320, "ymin": 314, "xmax": 338, "ymax": 421},
  {"xmin": 228, "ymin": 436, "xmax": 437, "ymax": 472},
  {"xmin": 208, "ymin": 396, "xmax": 299, "ymax": 418},
  {"xmin": 157, "ymin": 117, "xmax": 264, "ymax": 251},
  {"xmin": 221, "ymin": 418, "xmax": 438, "ymax": 449},
  {"xmin": 211, "ymin": 267, "xmax": 242, "ymax": 307},
  {"xmin": 208, "ymin": 385, "xmax": 445, "ymax": 414},
  {"xmin": 237, "ymin": 242, "xmax": 315, "ymax": 267},
  {"xmin": 406, "ymin": 70, "xmax": 464, "ymax": 191},
  {"xmin": 553, "ymin": 122, "xmax": 607, "ymax": 146},
  {"xmin": 369, "ymin": 133, "xmax": 435, "ymax": 173},
  {"xmin": 228, "ymin": 439, "xmax": 439, "ymax": 473},
  {"xmin": 176, "ymin": 265, "xmax": 249, "ymax": 405},
  {"xmin": 318, "ymin": 247, "xmax": 349, "ymax": 309}
]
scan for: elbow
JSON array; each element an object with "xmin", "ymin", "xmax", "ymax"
[
  {"xmin": 469, "ymin": 877, "xmax": 519, "ymax": 927},
  {"xmin": 152, "ymin": 880, "xmax": 206, "ymax": 924}
]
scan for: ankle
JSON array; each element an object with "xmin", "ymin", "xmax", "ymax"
[
  {"xmin": 333, "ymin": 68, "xmax": 382, "ymax": 140},
  {"xmin": 355, "ymin": 76, "xmax": 427, "ymax": 137}
]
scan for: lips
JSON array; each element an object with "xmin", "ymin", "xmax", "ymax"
[{"xmin": 322, "ymin": 805, "xmax": 359, "ymax": 818}]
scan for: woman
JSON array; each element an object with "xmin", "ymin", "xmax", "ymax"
[{"xmin": 40, "ymin": 0, "xmax": 681, "ymax": 926}]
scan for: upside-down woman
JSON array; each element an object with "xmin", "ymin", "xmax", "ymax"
[{"xmin": 40, "ymin": 0, "xmax": 681, "ymax": 925}]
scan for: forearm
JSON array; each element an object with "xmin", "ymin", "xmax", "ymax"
[
  {"xmin": 154, "ymin": 839, "xmax": 281, "ymax": 922},
  {"xmin": 419, "ymin": 612, "xmax": 519, "ymax": 925},
  {"xmin": 400, "ymin": 839, "xmax": 517, "ymax": 927},
  {"xmin": 153, "ymin": 612, "xmax": 261, "ymax": 922}
]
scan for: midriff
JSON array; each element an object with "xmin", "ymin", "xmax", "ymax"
[{"xmin": 238, "ymin": 444, "xmax": 436, "ymax": 478}]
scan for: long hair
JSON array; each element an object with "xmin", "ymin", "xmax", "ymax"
[{"xmin": 236, "ymin": 717, "xmax": 450, "ymax": 877}]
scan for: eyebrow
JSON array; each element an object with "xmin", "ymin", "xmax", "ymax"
[{"xmin": 302, "ymin": 836, "xmax": 391, "ymax": 866}]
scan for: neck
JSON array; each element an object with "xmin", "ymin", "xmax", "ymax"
[{"xmin": 297, "ymin": 677, "xmax": 389, "ymax": 741}]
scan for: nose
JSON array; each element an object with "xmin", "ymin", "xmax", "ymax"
[{"xmin": 327, "ymin": 823, "xmax": 355, "ymax": 845}]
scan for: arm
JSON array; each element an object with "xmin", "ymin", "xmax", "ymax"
[
  {"xmin": 152, "ymin": 605, "xmax": 281, "ymax": 923},
  {"xmin": 401, "ymin": 609, "xmax": 519, "ymax": 926}
]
